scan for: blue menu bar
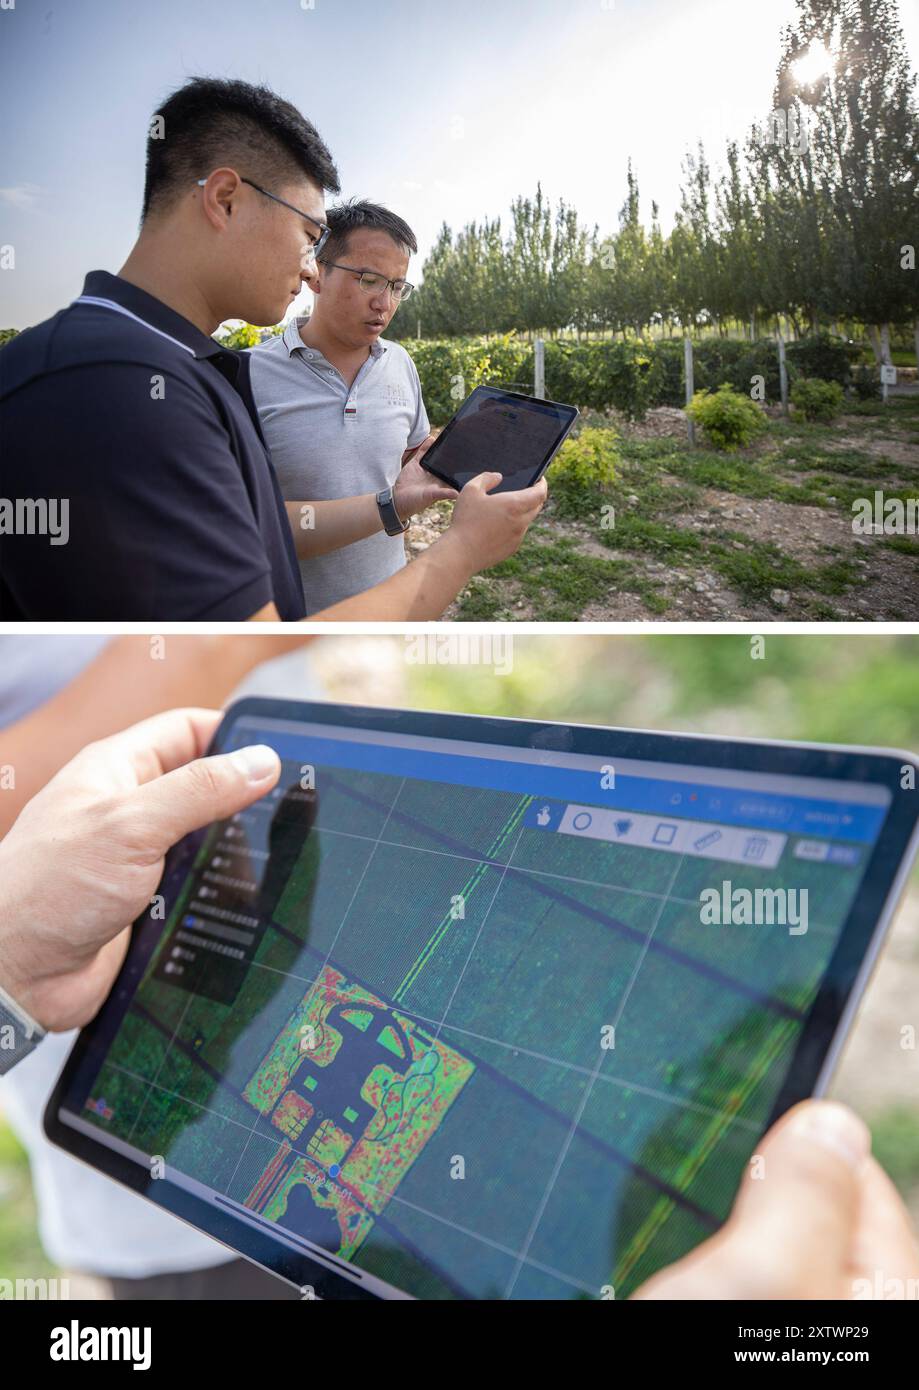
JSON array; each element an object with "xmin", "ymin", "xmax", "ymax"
[{"xmin": 228, "ymin": 729, "xmax": 888, "ymax": 845}]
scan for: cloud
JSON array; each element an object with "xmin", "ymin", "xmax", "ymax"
[{"xmin": 0, "ymin": 184, "xmax": 42, "ymax": 210}]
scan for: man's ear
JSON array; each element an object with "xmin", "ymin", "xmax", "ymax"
[{"xmin": 198, "ymin": 168, "xmax": 242, "ymax": 233}]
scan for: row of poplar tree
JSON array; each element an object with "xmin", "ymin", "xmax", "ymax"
[{"xmin": 388, "ymin": 0, "xmax": 919, "ymax": 365}]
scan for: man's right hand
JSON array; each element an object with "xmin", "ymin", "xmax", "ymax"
[
  {"xmin": 633, "ymin": 1100, "xmax": 919, "ymax": 1300},
  {"xmin": 0, "ymin": 709, "xmax": 281, "ymax": 1032},
  {"xmin": 297, "ymin": 470, "xmax": 548, "ymax": 622},
  {"xmin": 443, "ymin": 471, "xmax": 547, "ymax": 572}
]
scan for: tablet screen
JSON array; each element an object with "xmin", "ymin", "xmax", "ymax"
[
  {"xmin": 422, "ymin": 387, "xmax": 577, "ymax": 492},
  {"xmin": 53, "ymin": 708, "xmax": 897, "ymax": 1300}
]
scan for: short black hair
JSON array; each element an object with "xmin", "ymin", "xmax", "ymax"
[
  {"xmin": 319, "ymin": 199, "xmax": 417, "ymax": 266},
  {"xmin": 143, "ymin": 77, "xmax": 340, "ymax": 219}
]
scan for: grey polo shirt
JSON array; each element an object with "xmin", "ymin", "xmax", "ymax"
[{"xmin": 247, "ymin": 317, "xmax": 430, "ymax": 615}]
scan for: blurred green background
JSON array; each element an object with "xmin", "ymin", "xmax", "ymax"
[{"xmin": 2, "ymin": 633, "xmax": 917, "ymax": 1285}]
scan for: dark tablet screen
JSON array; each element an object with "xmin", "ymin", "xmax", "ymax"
[{"xmin": 421, "ymin": 387, "xmax": 578, "ymax": 492}]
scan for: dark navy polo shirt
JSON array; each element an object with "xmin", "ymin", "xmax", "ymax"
[{"xmin": 0, "ymin": 270, "xmax": 306, "ymax": 620}]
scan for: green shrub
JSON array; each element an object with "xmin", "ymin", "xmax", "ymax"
[
  {"xmin": 850, "ymin": 364, "xmax": 882, "ymax": 400},
  {"xmin": 599, "ymin": 340, "xmax": 659, "ymax": 421},
  {"xmin": 404, "ymin": 334, "xmax": 661, "ymax": 422},
  {"xmin": 790, "ymin": 376, "xmax": 845, "ymax": 422},
  {"xmin": 785, "ymin": 332, "xmax": 859, "ymax": 388},
  {"xmin": 699, "ymin": 340, "xmax": 771, "ymax": 401},
  {"xmin": 217, "ymin": 321, "xmax": 304, "ymax": 351},
  {"xmin": 649, "ymin": 339, "xmax": 687, "ymax": 405},
  {"xmin": 403, "ymin": 333, "xmax": 532, "ymax": 425},
  {"xmin": 217, "ymin": 322, "xmax": 262, "ymax": 350},
  {"xmin": 399, "ymin": 331, "xmax": 863, "ymax": 424},
  {"xmin": 548, "ymin": 426, "xmax": 619, "ymax": 518},
  {"xmin": 525, "ymin": 338, "xmax": 658, "ymax": 420},
  {"xmin": 686, "ymin": 384, "xmax": 768, "ymax": 451},
  {"xmin": 651, "ymin": 338, "xmax": 783, "ymax": 407}
]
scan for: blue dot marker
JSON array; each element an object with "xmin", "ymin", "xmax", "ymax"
[{"xmin": 329, "ymin": 1164, "xmax": 341, "ymax": 1179}]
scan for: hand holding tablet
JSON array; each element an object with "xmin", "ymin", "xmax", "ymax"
[
  {"xmin": 0, "ymin": 710, "xmax": 282, "ymax": 1033},
  {"xmin": 445, "ymin": 469, "xmax": 548, "ymax": 571}
]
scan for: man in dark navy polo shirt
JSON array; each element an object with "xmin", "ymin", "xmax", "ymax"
[
  {"xmin": 2, "ymin": 267, "xmax": 306, "ymax": 620},
  {"xmin": 0, "ymin": 78, "xmax": 545, "ymax": 621}
]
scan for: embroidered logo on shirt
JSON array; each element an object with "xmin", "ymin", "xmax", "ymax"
[{"xmin": 385, "ymin": 383, "xmax": 410, "ymax": 408}]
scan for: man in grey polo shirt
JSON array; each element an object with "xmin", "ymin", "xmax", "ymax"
[{"xmin": 248, "ymin": 200, "xmax": 456, "ymax": 614}]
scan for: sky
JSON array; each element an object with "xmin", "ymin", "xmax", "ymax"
[{"xmin": 1, "ymin": 0, "xmax": 918, "ymax": 329}]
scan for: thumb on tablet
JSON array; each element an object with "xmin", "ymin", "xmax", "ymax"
[
  {"xmin": 633, "ymin": 1100, "xmax": 870, "ymax": 1300},
  {"xmin": 134, "ymin": 744, "xmax": 282, "ymax": 852},
  {"xmin": 466, "ymin": 471, "xmax": 503, "ymax": 494},
  {"xmin": 724, "ymin": 1100, "xmax": 868, "ymax": 1295}
]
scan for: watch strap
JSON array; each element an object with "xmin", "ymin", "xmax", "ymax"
[
  {"xmin": 0, "ymin": 982, "xmax": 45, "ymax": 1075},
  {"xmin": 376, "ymin": 487, "xmax": 408, "ymax": 536}
]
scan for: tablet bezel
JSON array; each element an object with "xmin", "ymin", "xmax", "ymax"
[
  {"xmin": 419, "ymin": 385, "xmax": 579, "ymax": 493},
  {"xmin": 44, "ymin": 698, "xmax": 919, "ymax": 1300}
]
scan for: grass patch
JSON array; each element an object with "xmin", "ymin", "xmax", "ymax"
[
  {"xmin": 599, "ymin": 513, "xmax": 705, "ymax": 557},
  {"xmin": 0, "ymin": 1119, "xmax": 54, "ymax": 1278},
  {"xmin": 667, "ymin": 448, "xmax": 831, "ymax": 506},
  {"xmin": 771, "ymin": 440, "xmax": 916, "ymax": 478},
  {"xmin": 711, "ymin": 544, "xmax": 859, "ymax": 604},
  {"xmin": 712, "ymin": 544, "xmax": 809, "ymax": 601},
  {"xmin": 628, "ymin": 580, "xmax": 671, "ymax": 614},
  {"xmin": 870, "ymin": 1104, "xmax": 919, "ymax": 1201},
  {"xmin": 458, "ymin": 533, "xmax": 633, "ymax": 622},
  {"xmin": 454, "ymin": 576, "xmax": 509, "ymax": 621},
  {"xmin": 457, "ymin": 530, "xmax": 676, "ymax": 620},
  {"xmin": 809, "ymin": 558, "xmax": 861, "ymax": 594},
  {"xmin": 881, "ymin": 535, "xmax": 919, "ymax": 557},
  {"xmin": 617, "ymin": 437, "xmax": 686, "ymax": 465},
  {"xmin": 843, "ymin": 396, "xmax": 919, "ymax": 423}
]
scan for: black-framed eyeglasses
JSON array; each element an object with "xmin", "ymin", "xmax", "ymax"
[
  {"xmin": 195, "ymin": 175, "xmax": 331, "ymax": 255},
  {"xmin": 319, "ymin": 259, "xmax": 415, "ymax": 302}
]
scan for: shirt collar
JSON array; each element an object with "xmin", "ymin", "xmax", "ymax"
[
  {"xmin": 282, "ymin": 315, "xmax": 310, "ymax": 356},
  {"xmin": 79, "ymin": 270, "xmax": 230, "ymax": 362},
  {"xmin": 282, "ymin": 314, "xmax": 387, "ymax": 361}
]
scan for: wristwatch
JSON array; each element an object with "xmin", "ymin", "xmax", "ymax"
[
  {"xmin": 0, "ymin": 982, "xmax": 45, "ymax": 1075},
  {"xmin": 376, "ymin": 487, "xmax": 409, "ymax": 536}
]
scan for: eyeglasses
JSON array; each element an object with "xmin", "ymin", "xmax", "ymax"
[
  {"xmin": 195, "ymin": 175, "xmax": 331, "ymax": 256},
  {"xmin": 319, "ymin": 259, "xmax": 415, "ymax": 302}
]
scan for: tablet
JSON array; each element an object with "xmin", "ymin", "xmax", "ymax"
[
  {"xmin": 419, "ymin": 385, "xmax": 579, "ymax": 493},
  {"xmin": 45, "ymin": 699, "xmax": 919, "ymax": 1301}
]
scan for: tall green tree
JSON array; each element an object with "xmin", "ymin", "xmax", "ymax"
[{"xmin": 769, "ymin": 0, "xmax": 919, "ymax": 357}]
